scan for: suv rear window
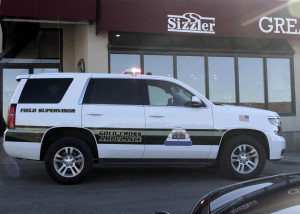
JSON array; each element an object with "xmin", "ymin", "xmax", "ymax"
[
  {"xmin": 83, "ymin": 79, "xmax": 143, "ymax": 105},
  {"xmin": 19, "ymin": 78, "xmax": 73, "ymax": 103}
]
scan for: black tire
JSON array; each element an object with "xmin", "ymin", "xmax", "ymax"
[
  {"xmin": 219, "ymin": 135, "xmax": 266, "ymax": 180},
  {"xmin": 45, "ymin": 137, "xmax": 93, "ymax": 184}
]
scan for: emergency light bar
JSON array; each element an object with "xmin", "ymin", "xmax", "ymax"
[{"xmin": 121, "ymin": 68, "xmax": 141, "ymax": 75}]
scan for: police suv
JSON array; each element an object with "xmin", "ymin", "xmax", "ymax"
[{"xmin": 3, "ymin": 73, "xmax": 286, "ymax": 184}]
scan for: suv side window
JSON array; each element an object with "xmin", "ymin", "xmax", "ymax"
[
  {"xmin": 146, "ymin": 80, "xmax": 193, "ymax": 106},
  {"xmin": 19, "ymin": 78, "xmax": 73, "ymax": 103},
  {"xmin": 83, "ymin": 78, "xmax": 143, "ymax": 105}
]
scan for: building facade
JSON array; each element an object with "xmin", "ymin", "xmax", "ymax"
[{"xmin": 0, "ymin": 0, "xmax": 300, "ymax": 151}]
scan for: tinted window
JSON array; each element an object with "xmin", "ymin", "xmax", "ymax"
[
  {"xmin": 147, "ymin": 80, "xmax": 193, "ymax": 106},
  {"xmin": 19, "ymin": 78, "xmax": 73, "ymax": 103},
  {"xmin": 83, "ymin": 79, "xmax": 143, "ymax": 105}
]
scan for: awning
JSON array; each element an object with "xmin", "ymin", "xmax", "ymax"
[
  {"xmin": 98, "ymin": 0, "xmax": 300, "ymax": 40},
  {"xmin": 0, "ymin": 0, "xmax": 96, "ymax": 22},
  {"xmin": 108, "ymin": 32, "xmax": 295, "ymax": 55}
]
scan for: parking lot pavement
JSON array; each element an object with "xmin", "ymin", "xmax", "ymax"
[
  {"xmin": 1, "ymin": 140, "xmax": 300, "ymax": 214},
  {"xmin": 261, "ymin": 153, "xmax": 300, "ymax": 176},
  {"xmin": 282, "ymin": 153, "xmax": 300, "ymax": 163}
]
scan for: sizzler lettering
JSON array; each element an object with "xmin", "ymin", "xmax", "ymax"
[{"xmin": 168, "ymin": 13, "xmax": 216, "ymax": 34}]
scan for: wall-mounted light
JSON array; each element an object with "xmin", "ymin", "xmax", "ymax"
[
  {"xmin": 116, "ymin": 34, "xmax": 120, "ymax": 38},
  {"xmin": 76, "ymin": 58, "xmax": 85, "ymax": 73}
]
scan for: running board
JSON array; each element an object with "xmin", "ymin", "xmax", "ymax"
[{"xmin": 98, "ymin": 159, "xmax": 217, "ymax": 167}]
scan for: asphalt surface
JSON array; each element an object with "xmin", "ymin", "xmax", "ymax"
[{"xmin": 1, "ymin": 141, "xmax": 300, "ymax": 214}]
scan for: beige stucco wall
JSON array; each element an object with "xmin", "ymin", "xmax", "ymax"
[
  {"xmin": 62, "ymin": 25, "xmax": 75, "ymax": 72},
  {"xmin": 87, "ymin": 26, "xmax": 108, "ymax": 73},
  {"xmin": 74, "ymin": 24, "xmax": 108, "ymax": 73},
  {"xmin": 40, "ymin": 23, "xmax": 108, "ymax": 73},
  {"xmin": 74, "ymin": 24, "xmax": 89, "ymax": 72}
]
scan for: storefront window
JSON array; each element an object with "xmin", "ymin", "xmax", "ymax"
[
  {"xmin": 109, "ymin": 52, "xmax": 294, "ymax": 115},
  {"xmin": 144, "ymin": 55, "xmax": 173, "ymax": 77},
  {"xmin": 239, "ymin": 58, "xmax": 264, "ymax": 109},
  {"xmin": 110, "ymin": 54, "xmax": 140, "ymax": 74},
  {"xmin": 0, "ymin": 59, "xmax": 60, "ymax": 63},
  {"xmin": 34, "ymin": 68, "xmax": 60, "ymax": 74},
  {"xmin": 208, "ymin": 57, "xmax": 236, "ymax": 104},
  {"xmin": 0, "ymin": 30, "xmax": 61, "ymax": 64},
  {"xmin": 267, "ymin": 58, "xmax": 292, "ymax": 113},
  {"xmin": 177, "ymin": 56, "xmax": 205, "ymax": 96}
]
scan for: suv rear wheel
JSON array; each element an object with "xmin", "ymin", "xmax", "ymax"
[
  {"xmin": 45, "ymin": 137, "xmax": 93, "ymax": 184},
  {"xmin": 219, "ymin": 135, "xmax": 266, "ymax": 180}
]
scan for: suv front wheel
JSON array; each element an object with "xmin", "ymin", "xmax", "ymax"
[
  {"xmin": 45, "ymin": 137, "xmax": 93, "ymax": 184},
  {"xmin": 219, "ymin": 135, "xmax": 266, "ymax": 180}
]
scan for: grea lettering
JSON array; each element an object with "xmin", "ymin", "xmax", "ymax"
[{"xmin": 259, "ymin": 16, "xmax": 300, "ymax": 35}]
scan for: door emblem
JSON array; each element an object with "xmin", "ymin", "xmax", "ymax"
[{"xmin": 165, "ymin": 128, "xmax": 192, "ymax": 146}]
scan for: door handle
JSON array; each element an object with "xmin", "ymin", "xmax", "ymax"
[
  {"xmin": 87, "ymin": 112, "xmax": 103, "ymax": 116},
  {"xmin": 149, "ymin": 114, "xmax": 165, "ymax": 118}
]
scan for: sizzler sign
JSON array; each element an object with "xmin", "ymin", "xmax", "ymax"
[{"xmin": 167, "ymin": 13, "xmax": 216, "ymax": 34}]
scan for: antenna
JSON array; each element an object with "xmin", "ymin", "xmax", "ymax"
[{"xmin": 57, "ymin": 15, "xmax": 61, "ymax": 73}]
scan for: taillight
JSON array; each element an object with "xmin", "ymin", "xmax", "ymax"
[{"xmin": 7, "ymin": 104, "xmax": 17, "ymax": 129}]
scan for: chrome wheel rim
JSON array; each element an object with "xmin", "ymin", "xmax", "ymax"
[
  {"xmin": 53, "ymin": 147, "xmax": 84, "ymax": 178},
  {"xmin": 231, "ymin": 144, "xmax": 259, "ymax": 174}
]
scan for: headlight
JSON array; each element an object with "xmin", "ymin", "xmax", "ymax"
[
  {"xmin": 268, "ymin": 116, "xmax": 282, "ymax": 135},
  {"xmin": 268, "ymin": 117, "xmax": 280, "ymax": 126}
]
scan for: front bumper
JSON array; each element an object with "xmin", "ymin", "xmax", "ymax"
[{"xmin": 268, "ymin": 133, "xmax": 286, "ymax": 160}]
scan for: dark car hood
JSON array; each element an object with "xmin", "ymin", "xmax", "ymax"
[{"xmin": 192, "ymin": 172, "xmax": 300, "ymax": 214}]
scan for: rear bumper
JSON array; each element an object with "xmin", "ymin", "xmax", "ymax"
[
  {"xmin": 3, "ymin": 130, "xmax": 41, "ymax": 160},
  {"xmin": 3, "ymin": 140, "xmax": 41, "ymax": 160}
]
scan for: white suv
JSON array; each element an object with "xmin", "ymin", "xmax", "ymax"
[{"xmin": 3, "ymin": 73, "xmax": 286, "ymax": 184}]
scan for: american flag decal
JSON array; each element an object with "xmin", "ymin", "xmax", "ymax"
[{"xmin": 239, "ymin": 115, "xmax": 249, "ymax": 122}]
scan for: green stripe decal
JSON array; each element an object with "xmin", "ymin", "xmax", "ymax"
[
  {"xmin": 5, "ymin": 127, "xmax": 227, "ymax": 145},
  {"xmin": 213, "ymin": 130, "xmax": 226, "ymax": 137},
  {"xmin": 86, "ymin": 128, "xmax": 226, "ymax": 145},
  {"xmin": 9, "ymin": 128, "xmax": 48, "ymax": 133},
  {"xmin": 5, "ymin": 127, "xmax": 49, "ymax": 142},
  {"xmin": 87, "ymin": 128, "xmax": 225, "ymax": 136}
]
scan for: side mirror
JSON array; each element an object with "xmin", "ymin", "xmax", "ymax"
[{"xmin": 191, "ymin": 96, "xmax": 202, "ymax": 107}]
